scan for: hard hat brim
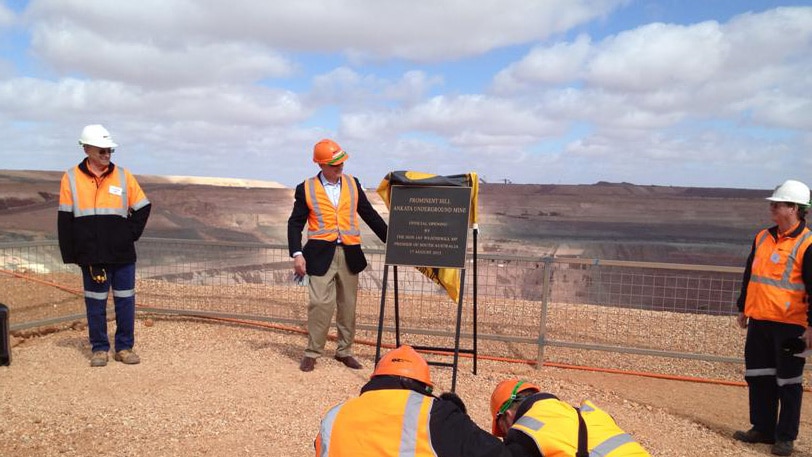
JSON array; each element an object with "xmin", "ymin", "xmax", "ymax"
[{"xmin": 80, "ymin": 139, "xmax": 118, "ymax": 148}]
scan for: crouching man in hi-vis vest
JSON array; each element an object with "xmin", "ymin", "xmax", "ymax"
[
  {"xmin": 490, "ymin": 379, "xmax": 650, "ymax": 457},
  {"xmin": 315, "ymin": 345, "xmax": 516, "ymax": 457}
]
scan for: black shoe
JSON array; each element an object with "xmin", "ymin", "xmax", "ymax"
[
  {"xmin": 733, "ymin": 428, "xmax": 775, "ymax": 444},
  {"xmin": 299, "ymin": 356, "xmax": 316, "ymax": 372},
  {"xmin": 771, "ymin": 440, "xmax": 794, "ymax": 456},
  {"xmin": 334, "ymin": 355, "xmax": 363, "ymax": 369}
]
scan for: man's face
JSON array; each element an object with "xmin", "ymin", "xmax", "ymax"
[
  {"xmin": 84, "ymin": 145, "xmax": 114, "ymax": 170},
  {"xmin": 319, "ymin": 162, "xmax": 344, "ymax": 183}
]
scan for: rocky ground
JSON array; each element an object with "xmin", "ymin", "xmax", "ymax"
[{"xmin": 2, "ymin": 316, "xmax": 811, "ymax": 457}]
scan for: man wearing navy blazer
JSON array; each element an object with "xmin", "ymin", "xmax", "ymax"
[{"xmin": 288, "ymin": 138, "xmax": 387, "ymax": 372}]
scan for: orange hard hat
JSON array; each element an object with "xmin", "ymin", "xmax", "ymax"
[
  {"xmin": 490, "ymin": 379, "xmax": 540, "ymax": 437},
  {"xmin": 371, "ymin": 345, "xmax": 433, "ymax": 387},
  {"xmin": 313, "ymin": 138, "xmax": 348, "ymax": 165}
]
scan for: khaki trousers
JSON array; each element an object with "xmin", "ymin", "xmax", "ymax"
[{"xmin": 305, "ymin": 247, "xmax": 359, "ymax": 358}]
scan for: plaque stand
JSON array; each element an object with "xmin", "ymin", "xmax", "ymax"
[{"xmin": 374, "ymin": 226, "xmax": 479, "ymax": 392}]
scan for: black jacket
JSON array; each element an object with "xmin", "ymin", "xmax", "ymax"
[
  {"xmin": 287, "ymin": 173, "xmax": 387, "ymax": 276},
  {"xmin": 58, "ymin": 160, "xmax": 151, "ymax": 266}
]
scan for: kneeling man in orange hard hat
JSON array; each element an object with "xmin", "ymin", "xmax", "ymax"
[
  {"xmin": 315, "ymin": 345, "xmax": 514, "ymax": 457},
  {"xmin": 490, "ymin": 379, "xmax": 650, "ymax": 457}
]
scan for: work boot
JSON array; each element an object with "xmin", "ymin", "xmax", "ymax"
[
  {"xmin": 771, "ymin": 441, "xmax": 794, "ymax": 456},
  {"xmin": 113, "ymin": 349, "xmax": 141, "ymax": 365},
  {"xmin": 90, "ymin": 351, "xmax": 108, "ymax": 367},
  {"xmin": 299, "ymin": 356, "xmax": 316, "ymax": 372},
  {"xmin": 733, "ymin": 428, "xmax": 775, "ymax": 444}
]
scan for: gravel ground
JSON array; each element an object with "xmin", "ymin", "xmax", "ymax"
[{"xmin": 2, "ymin": 316, "xmax": 811, "ymax": 457}]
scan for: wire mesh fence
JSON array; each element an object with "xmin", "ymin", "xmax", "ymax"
[{"xmin": 0, "ymin": 238, "xmax": 749, "ymax": 379}]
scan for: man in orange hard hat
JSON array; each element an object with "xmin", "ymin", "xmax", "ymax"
[
  {"xmin": 288, "ymin": 139, "xmax": 388, "ymax": 372},
  {"xmin": 315, "ymin": 345, "xmax": 515, "ymax": 457},
  {"xmin": 490, "ymin": 379, "xmax": 650, "ymax": 456}
]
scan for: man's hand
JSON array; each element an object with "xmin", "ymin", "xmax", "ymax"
[
  {"xmin": 293, "ymin": 255, "xmax": 306, "ymax": 277},
  {"xmin": 803, "ymin": 326, "xmax": 812, "ymax": 350},
  {"xmin": 736, "ymin": 312, "xmax": 748, "ymax": 329},
  {"xmin": 439, "ymin": 392, "xmax": 467, "ymax": 414}
]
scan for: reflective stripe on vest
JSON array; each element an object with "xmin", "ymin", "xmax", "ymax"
[
  {"xmin": 304, "ymin": 174, "xmax": 362, "ymax": 244},
  {"xmin": 745, "ymin": 227, "xmax": 812, "ymax": 326},
  {"xmin": 512, "ymin": 398, "xmax": 650, "ymax": 457},
  {"xmin": 317, "ymin": 390, "xmax": 436, "ymax": 456}
]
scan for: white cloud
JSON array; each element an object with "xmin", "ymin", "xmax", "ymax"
[
  {"xmin": 0, "ymin": 2, "xmax": 15, "ymax": 28},
  {"xmin": 30, "ymin": 24, "xmax": 294, "ymax": 88},
  {"xmin": 23, "ymin": 0, "xmax": 629, "ymax": 62},
  {"xmin": 340, "ymin": 94, "xmax": 564, "ymax": 143},
  {"xmin": 493, "ymin": 35, "xmax": 592, "ymax": 92},
  {"xmin": 0, "ymin": 77, "xmax": 308, "ymax": 125}
]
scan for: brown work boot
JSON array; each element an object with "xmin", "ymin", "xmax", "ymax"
[
  {"xmin": 90, "ymin": 351, "xmax": 108, "ymax": 367},
  {"xmin": 733, "ymin": 428, "xmax": 775, "ymax": 444},
  {"xmin": 334, "ymin": 355, "xmax": 363, "ymax": 369},
  {"xmin": 299, "ymin": 356, "xmax": 316, "ymax": 372},
  {"xmin": 771, "ymin": 441, "xmax": 794, "ymax": 456},
  {"xmin": 113, "ymin": 349, "xmax": 141, "ymax": 365}
]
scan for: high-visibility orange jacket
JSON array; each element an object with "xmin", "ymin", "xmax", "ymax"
[
  {"xmin": 58, "ymin": 160, "xmax": 151, "ymax": 265},
  {"xmin": 304, "ymin": 173, "xmax": 362, "ymax": 245},
  {"xmin": 314, "ymin": 377, "xmax": 512, "ymax": 457},
  {"xmin": 738, "ymin": 221, "xmax": 812, "ymax": 327},
  {"xmin": 505, "ymin": 393, "xmax": 650, "ymax": 457}
]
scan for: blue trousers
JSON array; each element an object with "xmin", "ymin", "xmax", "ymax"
[{"xmin": 81, "ymin": 263, "xmax": 136, "ymax": 353}]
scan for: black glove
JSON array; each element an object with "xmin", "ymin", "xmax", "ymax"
[{"xmin": 439, "ymin": 391, "xmax": 467, "ymax": 414}]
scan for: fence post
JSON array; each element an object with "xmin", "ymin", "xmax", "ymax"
[
  {"xmin": 536, "ymin": 257, "xmax": 554, "ymax": 368},
  {"xmin": 0, "ymin": 303, "xmax": 10, "ymax": 366}
]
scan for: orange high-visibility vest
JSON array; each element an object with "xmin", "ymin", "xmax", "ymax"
[
  {"xmin": 745, "ymin": 226, "xmax": 812, "ymax": 326},
  {"xmin": 315, "ymin": 390, "xmax": 437, "ymax": 457},
  {"xmin": 511, "ymin": 398, "xmax": 650, "ymax": 457},
  {"xmin": 304, "ymin": 174, "xmax": 362, "ymax": 245}
]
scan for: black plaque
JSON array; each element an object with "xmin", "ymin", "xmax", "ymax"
[{"xmin": 385, "ymin": 185, "xmax": 471, "ymax": 268}]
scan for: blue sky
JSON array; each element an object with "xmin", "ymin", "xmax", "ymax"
[{"xmin": 0, "ymin": 1, "xmax": 810, "ymax": 189}]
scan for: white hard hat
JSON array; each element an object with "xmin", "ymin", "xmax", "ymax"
[
  {"xmin": 78, "ymin": 124, "xmax": 118, "ymax": 148},
  {"xmin": 766, "ymin": 180, "xmax": 811, "ymax": 207}
]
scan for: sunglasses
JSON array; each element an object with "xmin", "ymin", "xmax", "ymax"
[
  {"xmin": 770, "ymin": 202, "xmax": 793, "ymax": 209},
  {"xmin": 97, "ymin": 148, "xmax": 115, "ymax": 155}
]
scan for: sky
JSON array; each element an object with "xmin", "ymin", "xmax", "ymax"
[{"xmin": 0, "ymin": 1, "xmax": 811, "ymax": 189}]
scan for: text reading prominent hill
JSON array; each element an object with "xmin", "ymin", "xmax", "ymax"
[{"xmin": 385, "ymin": 186, "xmax": 471, "ymax": 268}]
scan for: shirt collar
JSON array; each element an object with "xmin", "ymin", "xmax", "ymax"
[{"xmin": 319, "ymin": 172, "xmax": 341, "ymax": 187}]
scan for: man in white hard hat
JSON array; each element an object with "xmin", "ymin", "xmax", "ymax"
[
  {"xmin": 733, "ymin": 179, "xmax": 812, "ymax": 456},
  {"xmin": 58, "ymin": 124, "xmax": 151, "ymax": 367}
]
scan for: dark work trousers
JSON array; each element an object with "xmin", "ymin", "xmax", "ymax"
[
  {"xmin": 744, "ymin": 318, "xmax": 806, "ymax": 441},
  {"xmin": 81, "ymin": 263, "xmax": 137, "ymax": 353}
]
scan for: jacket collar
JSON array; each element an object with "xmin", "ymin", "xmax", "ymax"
[
  {"xmin": 78, "ymin": 158, "xmax": 115, "ymax": 179},
  {"xmin": 768, "ymin": 219, "xmax": 807, "ymax": 240}
]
